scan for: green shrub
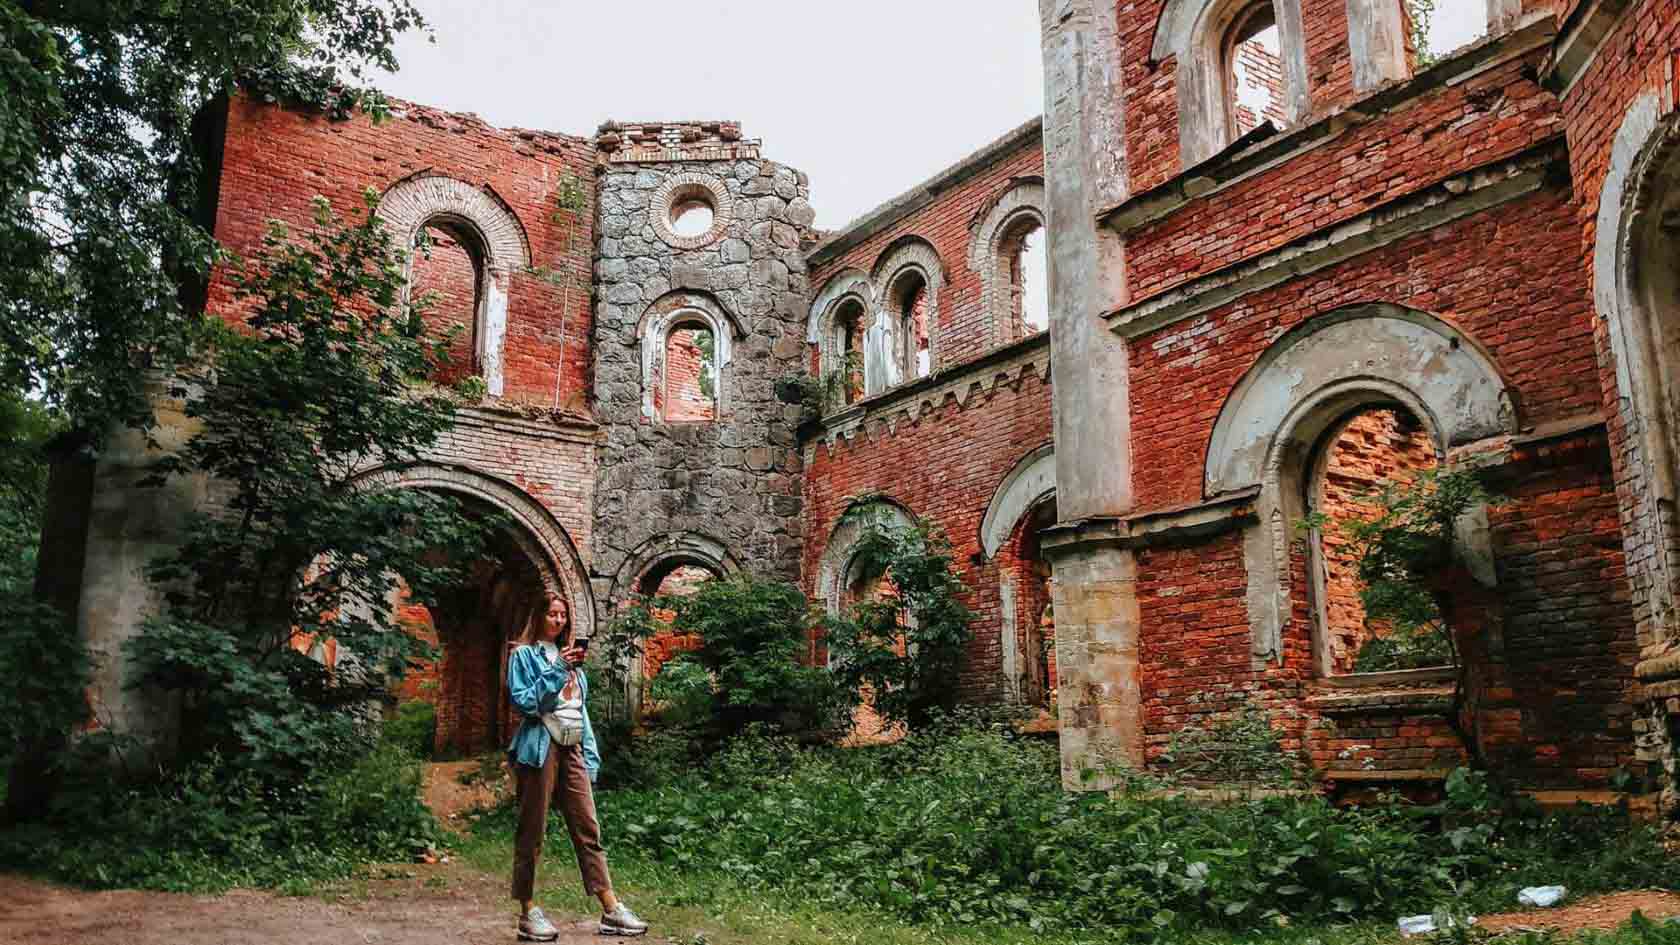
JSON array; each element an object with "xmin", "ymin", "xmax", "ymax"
[
  {"xmin": 0, "ymin": 743, "xmax": 442, "ymax": 892},
  {"xmin": 382, "ymin": 701, "xmax": 437, "ymax": 759},
  {"xmin": 823, "ymin": 510, "xmax": 975, "ymax": 729},
  {"xmin": 646, "ymin": 655, "xmax": 716, "ymax": 729},
  {"xmin": 534, "ymin": 717, "xmax": 1674, "ymax": 939}
]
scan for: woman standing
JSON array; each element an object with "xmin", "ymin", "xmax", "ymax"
[{"xmin": 507, "ymin": 594, "xmax": 649, "ymax": 940}]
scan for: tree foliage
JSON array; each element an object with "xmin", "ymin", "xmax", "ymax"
[
  {"xmin": 1, "ymin": 0, "xmax": 427, "ymax": 437},
  {"xmin": 1407, "ymin": 0, "xmax": 1439, "ymax": 67},
  {"xmin": 131, "ymin": 193, "xmax": 493, "ymax": 778},
  {"xmin": 608, "ymin": 574, "xmax": 854, "ymax": 739},
  {"xmin": 824, "ymin": 506, "xmax": 975, "ymax": 729}
]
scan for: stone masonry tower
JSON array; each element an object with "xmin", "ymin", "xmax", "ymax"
[{"xmin": 589, "ymin": 121, "xmax": 815, "ymax": 618}]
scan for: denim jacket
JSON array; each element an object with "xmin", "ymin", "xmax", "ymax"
[{"xmin": 506, "ymin": 643, "xmax": 600, "ymax": 782}]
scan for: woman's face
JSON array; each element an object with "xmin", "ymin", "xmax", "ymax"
[{"xmin": 541, "ymin": 598, "xmax": 569, "ymax": 643}]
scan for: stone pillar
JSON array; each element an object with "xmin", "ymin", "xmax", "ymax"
[
  {"xmin": 1039, "ymin": 0, "xmax": 1144, "ymax": 787},
  {"xmin": 73, "ymin": 378, "xmax": 207, "ymax": 761}
]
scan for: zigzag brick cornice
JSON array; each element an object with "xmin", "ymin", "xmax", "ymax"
[{"xmin": 805, "ymin": 333, "xmax": 1051, "ymax": 456}]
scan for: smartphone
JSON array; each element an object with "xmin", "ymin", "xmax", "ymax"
[{"xmin": 572, "ymin": 636, "xmax": 591, "ymax": 653}]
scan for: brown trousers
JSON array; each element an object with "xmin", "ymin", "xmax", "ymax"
[{"xmin": 512, "ymin": 742, "xmax": 612, "ymax": 901}]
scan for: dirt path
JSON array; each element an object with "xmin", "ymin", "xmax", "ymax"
[
  {"xmin": 0, "ymin": 863, "xmax": 603, "ymax": 945},
  {"xmin": 1475, "ymin": 889, "xmax": 1680, "ymax": 936}
]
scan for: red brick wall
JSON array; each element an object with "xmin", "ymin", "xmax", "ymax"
[
  {"xmin": 1125, "ymin": 52, "xmax": 1561, "ymax": 302},
  {"xmin": 657, "ymin": 329, "xmax": 714, "ymax": 422},
  {"xmin": 410, "ymin": 226, "xmax": 479, "ymax": 385},
  {"xmin": 802, "ymin": 367, "xmax": 1054, "ymax": 703},
  {"xmin": 1232, "ymin": 33, "xmax": 1288, "ymax": 135},
  {"xmin": 807, "ymin": 138, "xmax": 1044, "ymax": 372},
  {"xmin": 205, "ymin": 94, "xmax": 597, "ymax": 410}
]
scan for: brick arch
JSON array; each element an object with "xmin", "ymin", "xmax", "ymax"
[
  {"xmin": 1205, "ymin": 304, "xmax": 1513, "ymax": 666},
  {"xmin": 979, "ymin": 442, "xmax": 1056, "ymax": 560},
  {"xmin": 1596, "ymin": 93, "xmax": 1680, "ymax": 671},
  {"xmin": 608, "ymin": 531, "xmax": 741, "ymax": 606},
  {"xmin": 351, "ymin": 463, "xmax": 595, "ymax": 639},
  {"xmin": 375, "ymin": 175, "xmax": 532, "ymax": 398},
  {"xmin": 968, "ymin": 179, "xmax": 1047, "ymax": 348},
  {"xmin": 816, "ymin": 498, "xmax": 916, "ymax": 617},
  {"xmin": 871, "ymin": 237, "xmax": 946, "ymax": 382},
  {"xmin": 376, "ymin": 173, "xmax": 532, "ymax": 271}
]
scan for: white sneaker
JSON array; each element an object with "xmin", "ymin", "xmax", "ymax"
[{"xmin": 599, "ymin": 902, "xmax": 648, "ymax": 937}]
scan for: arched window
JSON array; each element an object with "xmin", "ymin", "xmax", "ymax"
[
  {"xmin": 410, "ymin": 222, "xmax": 484, "ymax": 384},
  {"xmin": 637, "ymin": 293, "xmax": 736, "ymax": 424},
  {"xmin": 1224, "ymin": 3, "xmax": 1284, "ymax": 138},
  {"xmin": 834, "ymin": 298, "xmax": 866, "ymax": 405},
  {"xmin": 657, "ymin": 321, "xmax": 717, "ymax": 422},
  {"xmin": 1002, "ymin": 219, "xmax": 1049, "ymax": 337},
  {"xmin": 970, "ymin": 180, "xmax": 1049, "ymax": 347},
  {"xmin": 1151, "ymin": 0, "xmax": 1309, "ymax": 165},
  {"xmin": 895, "ymin": 273, "xmax": 932, "ymax": 381},
  {"xmin": 1304, "ymin": 404, "xmax": 1445, "ymax": 676}
]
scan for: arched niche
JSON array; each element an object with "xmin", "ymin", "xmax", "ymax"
[
  {"xmin": 608, "ymin": 531, "xmax": 740, "ymax": 607},
  {"xmin": 1205, "ymin": 305, "xmax": 1515, "ymax": 667},
  {"xmin": 635, "ymin": 291, "xmax": 741, "ymax": 422},
  {"xmin": 1595, "ymin": 94, "xmax": 1680, "ymax": 643},
  {"xmin": 816, "ymin": 499, "xmax": 916, "ymax": 617},
  {"xmin": 376, "ymin": 175, "xmax": 532, "ymax": 398},
  {"xmin": 871, "ymin": 237, "xmax": 946, "ymax": 385}
]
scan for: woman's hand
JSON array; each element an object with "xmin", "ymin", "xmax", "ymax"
[{"xmin": 560, "ymin": 645, "xmax": 586, "ymax": 667}]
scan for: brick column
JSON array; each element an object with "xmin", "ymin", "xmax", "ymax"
[{"xmin": 1039, "ymin": 0, "xmax": 1144, "ymax": 787}]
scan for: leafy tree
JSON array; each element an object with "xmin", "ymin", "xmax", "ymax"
[
  {"xmin": 1407, "ymin": 0, "xmax": 1438, "ymax": 67},
  {"xmin": 1304, "ymin": 466, "xmax": 1504, "ymax": 766},
  {"xmin": 2, "ymin": 0, "xmax": 427, "ymax": 439},
  {"xmin": 612, "ymin": 575, "xmax": 854, "ymax": 739},
  {"xmin": 130, "ymin": 192, "xmax": 494, "ymax": 778},
  {"xmin": 824, "ymin": 507, "xmax": 975, "ymax": 729}
]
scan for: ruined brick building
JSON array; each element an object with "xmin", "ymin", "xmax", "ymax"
[{"xmin": 54, "ymin": 0, "xmax": 1680, "ymax": 821}]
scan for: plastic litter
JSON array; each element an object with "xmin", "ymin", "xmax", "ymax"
[
  {"xmin": 1518, "ymin": 886, "xmax": 1567, "ymax": 908},
  {"xmin": 1399, "ymin": 914, "xmax": 1477, "ymax": 937}
]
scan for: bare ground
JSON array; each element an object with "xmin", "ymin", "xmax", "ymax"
[{"xmin": 0, "ymin": 861, "xmax": 603, "ymax": 945}]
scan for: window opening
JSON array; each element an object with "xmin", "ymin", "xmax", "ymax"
[
  {"xmin": 1226, "ymin": 5, "xmax": 1285, "ymax": 138},
  {"xmin": 670, "ymin": 198, "xmax": 715, "ymax": 240},
  {"xmin": 410, "ymin": 223, "xmax": 482, "ymax": 384},
  {"xmin": 659, "ymin": 323, "xmax": 717, "ymax": 422},
  {"xmin": 1308, "ymin": 405, "xmax": 1445, "ymax": 676}
]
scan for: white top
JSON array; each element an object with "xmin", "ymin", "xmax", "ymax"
[{"xmin": 537, "ymin": 642, "xmax": 585, "ymax": 729}]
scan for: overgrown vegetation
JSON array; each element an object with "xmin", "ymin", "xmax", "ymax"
[
  {"xmin": 1407, "ymin": 0, "xmax": 1439, "ymax": 67},
  {"xmin": 824, "ymin": 508, "xmax": 975, "ymax": 729},
  {"xmin": 2, "ymin": 0, "xmax": 428, "ymax": 440},
  {"xmin": 467, "ymin": 714, "xmax": 1673, "ymax": 940},
  {"xmin": 778, "ymin": 352, "xmax": 864, "ymax": 420},
  {"xmin": 1303, "ymin": 467, "xmax": 1503, "ymax": 761},
  {"xmin": 128, "ymin": 192, "xmax": 493, "ymax": 780}
]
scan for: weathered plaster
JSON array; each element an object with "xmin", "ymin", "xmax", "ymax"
[{"xmin": 979, "ymin": 443, "xmax": 1057, "ymax": 559}]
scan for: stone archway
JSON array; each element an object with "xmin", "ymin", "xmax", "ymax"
[{"xmin": 1205, "ymin": 304, "xmax": 1515, "ymax": 665}]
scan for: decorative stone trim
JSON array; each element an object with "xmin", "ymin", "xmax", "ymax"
[
  {"xmin": 1547, "ymin": 0, "xmax": 1632, "ymax": 96},
  {"xmin": 1307, "ymin": 684, "xmax": 1455, "ymax": 716},
  {"xmin": 968, "ymin": 180, "xmax": 1047, "ymax": 349},
  {"xmin": 870, "ymin": 237, "xmax": 947, "ymax": 380},
  {"xmin": 807, "ymin": 270, "xmax": 874, "ymax": 384},
  {"xmin": 1038, "ymin": 488, "xmax": 1261, "ymax": 559},
  {"xmin": 649, "ymin": 172, "xmax": 734, "ymax": 250},
  {"xmin": 351, "ymin": 462, "xmax": 596, "ymax": 639},
  {"xmin": 1107, "ymin": 142, "xmax": 1566, "ymax": 339},
  {"xmin": 979, "ymin": 443, "xmax": 1056, "ymax": 559},
  {"xmin": 805, "ymin": 332, "xmax": 1051, "ymax": 449}
]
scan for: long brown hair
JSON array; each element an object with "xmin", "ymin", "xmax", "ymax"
[{"xmin": 517, "ymin": 591, "xmax": 570, "ymax": 647}]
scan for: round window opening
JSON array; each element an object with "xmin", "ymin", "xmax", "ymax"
[{"xmin": 670, "ymin": 198, "xmax": 715, "ymax": 239}]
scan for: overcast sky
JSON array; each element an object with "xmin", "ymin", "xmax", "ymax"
[{"xmin": 378, "ymin": 2, "xmax": 1489, "ymax": 231}]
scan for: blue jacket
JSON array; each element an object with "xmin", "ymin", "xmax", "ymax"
[{"xmin": 506, "ymin": 643, "xmax": 601, "ymax": 782}]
